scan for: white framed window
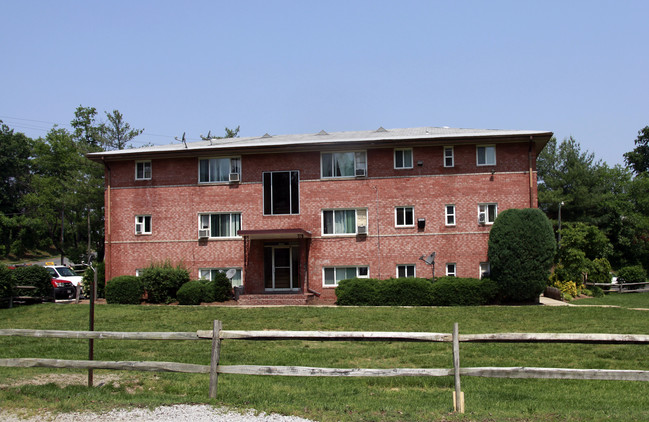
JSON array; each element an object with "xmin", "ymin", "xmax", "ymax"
[
  {"xmin": 135, "ymin": 269, "xmax": 143, "ymax": 277},
  {"xmin": 395, "ymin": 206, "xmax": 414, "ymax": 227},
  {"xmin": 445, "ymin": 204, "xmax": 456, "ymax": 226},
  {"xmin": 322, "ymin": 208, "xmax": 367, "ymax": 235},
  {"xmin": 135, "ymin": 215, "xmax": 151, "ymax": 235},
  {"xmin": 323, "ymin": 266, "xmax": 369, "ymax": 287},
  {"xmin": 199, "ymin": 268, "xmax": 243, "ymax": 287},
  {"xmin": 135, "ymin": 161, "xmax": 151, "ymax": 180},
  {"xmin": 478, "ymin": 203, "xmax": 498, "ymax": 225},
  {"xmin": 199, "ymin": 213, "xmax": 241, "ymax": 238},
  {"xmin": 321, "ymin": 151, "xmax": 367, "ymax": 178},
  {"xmin": 397, "ymin": 264, "xmax": 416, "ymax": 278},
  {"xmin": 444, "ymin": 147, "xmax": 454, "ymax": 168},
  {"xmin": 198, "ymin": 157, "xmax": 241, "ymax": 183},
  {"xmin": 446, "ymin": 263, "xmax": 456, "ymax": 277},
  {"xmin": 477, "ymin": 146, "xmax": 496, "ymax": 166},
  {"xmin": 479, "ymin": 262, "xmax": 490, "ymax": 279},
  {"xmin": 263, "ymin": 171, "xmax": 299, "ymax": 215},
  {"xmin": 394, "ymin": 148, "xmax": 413, "ymax": 169}
]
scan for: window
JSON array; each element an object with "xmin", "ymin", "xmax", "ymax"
[
  {"xmin": 394, "ymin": 148, "xmax": 413, "ymax": 169},
  {"xmin": 135, "ymin": 161, "xmax": 151, "ymax": 180},
  {"xmin": 135, "ymin": 269, "xmax": 143, "ymax": 277},
  {"xmin": 322, "ymin": 209, "xmax": 367, "ymax": 235},
  {"xmin": 199, "ymin": 157, "xmax": 241, "ymax": 183},
  {"xmin": 323, "ymin": 266, "xmax": 369, "ymax": 287},
  {"xmin": 135, "ymin": 215, "xmax": 151, "ymax": 235},
  {"xmin": 445, "ymin": 205, "xmax": 456, "ymax": 226},
  {"xmin": 263, "ymin": 171, "xmax": 299, "ymax": 215},
  {"xmin": 480, "ymin": 262, "xmax": 490, "ymax": 279},
  {"xmin": 477, "ymin": 146, "xmax": 496, "ymax": 166},
  {"xmin": 444, "ymin": 147, "xmax": 454, "ymax": 168},
  {"xmin": 478, "ymin": 203, "xmax": 498, "ymax": 225},
  {"xmin": 397, "ymin": 264, "xmax": 416, "ymax": 278},
  {"xmin": 395, "ymin": 206, "xmax": 414, "ymax": 227},
  {"xmin": 199, "ymin": 213, "xmax": 241, "ymax": 238},
  {"xmin": 199, "ymin": 268, "xmax": 243, "ymax": 287},
  {"xmin": 321, "ymin": 151, "xmax": 366, "ymax": 178},
  {"xmin": 446, "ymin": 263, "xmax": 456, "ymax": 277}
]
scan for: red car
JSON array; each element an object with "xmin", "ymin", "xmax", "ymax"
[{"xmin": 8, "ymin": 266, "xmax": 76, "ymax": 300}]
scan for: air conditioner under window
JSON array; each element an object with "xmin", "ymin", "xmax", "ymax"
[
  {"xmin": 135, "ymin": 223, "xmax": 143, "ymax": 234},
  {"xmin": 355, "ymin": 168, "xmax": 366, "ymax": 177},
  {"xmin": 198, "ymin": 229, "xmax": 210, "ymax": 239},
  {"xmin": 478, "ymin": 213, "xmax": 486, "ymax": 225},
  {"xmin": 229, "ymin": 172, "xmax": 240, "ymax": 183},
  {"xmin": 357, "ymin": 225, "xmax": 367, "ymax": 235}
]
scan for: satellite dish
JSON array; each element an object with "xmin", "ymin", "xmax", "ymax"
[
  {"xmin": 225, "ymin": 269, "xmax": 237, "ymax": 280},
  {"xmin": 419, "ymin": 252, "xmax": 436, "ymax": 266}
]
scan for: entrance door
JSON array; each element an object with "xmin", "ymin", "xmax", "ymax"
[{"xmin": 264, "ymin": 245, "xmax": 299, "ymax": 291}]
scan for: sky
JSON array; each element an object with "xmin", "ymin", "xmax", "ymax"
[{"xmin": 2, "ymin": 1, "xmax": 648, "ymax": 167}]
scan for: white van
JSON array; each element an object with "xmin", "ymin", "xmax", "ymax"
[{"xmin": 44, "ymin": 264, "xmax": 84, "ymax": 294}]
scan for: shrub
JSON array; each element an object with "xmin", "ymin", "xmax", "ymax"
[
  {"xmin": 552, "ymin": 279, "xmax": 578, "ymax": 298},
  {"xmin": 0, "ymin": 264, "xmax": 15, "ymax": 298},
  {"xmin": 105, "ymin": 276, "xmax": 143, "ymax": 304},
  {"xmin": 82, "ymin": 261, "xmax": 105, "ymax": 298},
  {"xmin": 617, "ymin": 265, "xmax": 647, "ymax": 284},
  {"xmin": 209, "ymin": 271, "xmax": 233, "ymax": 302},
  {"xmin": 140, "ymin": 262, "xmax": 190, "ymax": 303},
  {"xmin": 12, "ymin": 266, "xmax": 53, "ymax": 298},
  {"xmin": 430, "ymin": 277, "xmax": 499, "ymax": 306},
  {"xmin": 177, "ymin": 280, "xmax": 210, "ymax": 305},
  {"xmin": 588, "ymin": 258, "xmax": 612, "ymax": 285},
  {"xmin": 335, "ymin": 278, "xmax": 380, "ymax": 306},
  {"xmin": 590, "ymin": 285, "xmax": 604, "ymax": 297},
  {"xmin": 488, "ymin": 208, "xmax": 556, "ymax": 302},
  {"xmin": 376, "ymin": 278, "xmax": 433, "ymax": 306}
]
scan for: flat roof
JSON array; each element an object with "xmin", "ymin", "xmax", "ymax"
[{"xmin": 87, "ymin": 126, "xmax": 553, "ymax": 161}]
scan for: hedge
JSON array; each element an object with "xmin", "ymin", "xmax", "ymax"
[
  {"xmin": 430, "ymin": 276, "xmax": 499, "ymax": 306},
  {"xmin": 105, "ymin": 275, "xmax": 144, "ymax": 304},
  {"xmin": 177, "ymin": 280, "xmax": 210, "ymax": 305},
  {"xmin": 0, "ymin": 264, "xmax": 15, "ymax": 298},
  {"xmin": 11, "ymin": 266, "xmax": 52, "ymax": 298},
  {"xmin": 139, "ymin": 262, "xmax": 190, "ymax": 304}
]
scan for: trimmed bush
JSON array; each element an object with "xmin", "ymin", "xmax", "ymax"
[
  {"xmin": 0, "ymin": 264, "xmax": 15, "ymax": 299},
  {"xmin": 335, "ymin": 278, "xmax": 380, "ymax": 306},
  {"xmin": 12, "ymin": 265, "xmax": 53, "ymax": 298},
  {"xmin": 177, "ymin": 280, "xmax": 210, "ymax": 305},
  {"xmin": 617, "ymin": 265, "xmax": 647, "ymax": 284},
  {"xmin": 82, "ymin": 261, "xmax": 105, "ymax": 298},
  {"xmin": 430, "ymin": 277, "xmax": 498, "ymax": 306},
  {"xmin": 588, "ymin": 258, "xmax": 612, "ymax": 284},
  {"xmin": 140, "ymin": 262, "xmax": 190, "ymax": 304},
  {"xmin": 210, "ymin": 271, "xmax": 233, "ymax": 302},
  {"xmin": 376, "ymin": 277, "xmax": 434, "ymax": 306},
  {"xmin": 488, "ymin": 208, "xmax": 556, "ymax": 303},
  {"xmin": 105, "ymin": 276, "xmax": 143, "ymax": 304}
]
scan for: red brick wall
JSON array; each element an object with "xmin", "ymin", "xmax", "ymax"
[{"xmin": 104, "ymin": 142, "xmax": 538, "ymax": 302}]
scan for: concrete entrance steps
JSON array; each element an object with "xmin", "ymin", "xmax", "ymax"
[{"xmin": 237, "ymin": 293, "xmax": 315, "ymax": 306}]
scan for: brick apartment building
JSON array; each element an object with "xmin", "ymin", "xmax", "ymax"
[{"xmin": 88, "ymin": 126, "xmax": 552, "ymax": 305}]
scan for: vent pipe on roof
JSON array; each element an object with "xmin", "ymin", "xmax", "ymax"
[
  {"xmin": 317, "ymin": 130, "xmax": 329, "ymax": 135},
  {"xmin": 376, "ymin": 126, "xmax": 388, "ymax": 133}
]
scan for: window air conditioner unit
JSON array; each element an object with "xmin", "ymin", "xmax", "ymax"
[
  {"xmin": 478, "ymin": 213, "xmax": 486, "ymax": 225},
  {"xmin": 135, "ymin": 229, "xmax": 142, "ymax": 235},
  {"xmin": 135, "ymin": 223, "xmax": 143, "ymax": 234},
  {"xmin": 229, "ymin": 172, "xmax": 240, "ymax": 183},
  {"xmin": 357, "ymin": 225, "xmax": 367, "ymax": 235},
  {"xmin": 355, "ymin": 168, "xmax": 366, "ymax": 177},
  {"xmin": 198, "ymin": 229, "xmax": 210, "ymax": 239}
]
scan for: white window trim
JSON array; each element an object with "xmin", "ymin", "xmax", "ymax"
[
  {"xmin": 322, "ymin": 266, "xmax": 369, "ymax": 288},
  {"xmin": 320, "ymin": 151, "xmax": 367, "ymax": 179},
  {"xmin": 135, "ymin": 215, "xmax": 151, "ymax": 235},
  {"xmin": 479, "ymin": 262, "xmax": 490, "ymax": 279},
  {"xmin": 446, "ymin": 263, "xmax": 457, "ymax": 277},
  {"xmin": 198, "ymin": 212, "xmax": 242, "ymax": 238},
  {"xmin": 478, "ymin": 203, "xmax": 498, "ymax": 225},
  {"xmin": 199, "ymin": 267, "xmax": 243, "ymax": 287},
  {"xmin": 198, "ymin": 156, "xmax": 241, "ymax": 183},
  {"xmin": 322, "ymin": 208, "xmax": 367, "ymax": 236},
  {"xmin": 135, "ymin": 161, "xmax": 152, "ymax": 180},
  {"xmin": 396, "ymin": 264, "xmax": 416, "ymax": 278},
  {"xmin": 476, "ymin": 145, "xmax": 496, "ymax": 166},
  {"xmin": 395, "ymin": 206, "xmax": 415, "ymax": 228},
  {"xmin": 394, "ymin": 148, "xmax": 413, "ymax": 169},
  {"xmin": 443, "ymin": 147, "xmax": 454, "ymax": 168},
  {"xmin": 445, "ymin": 204, "xmax": 456, "ymax": 227}
]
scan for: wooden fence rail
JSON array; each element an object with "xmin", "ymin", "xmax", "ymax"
[
  {"xmin": 586, "ymin": 281, "xmax": 649, "ymax": 293},
  {"xmin": 2, "ymin": 323, "xmax": 649, "ymax": 413}
]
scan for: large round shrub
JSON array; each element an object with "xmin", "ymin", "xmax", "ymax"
[
  {"xmin": 335, "ymin": 278, "xmax": 379, "ymax": 305},
  {"xmin": 177, "ymin": 280, "xmax": 210, "ymax": 305},
  {"xmin": 488, "ymin": 208, "xmax": 556, "ymax": 303},
  {"xmin": 210, "ymin": 271, "xmax": 233, "ymax": 302},
  {"xmin": 140, "ymin": 262, "xmax": 190, "ymax": 303},
  {"xmin": 376, "ymin": 278, "xmax": 434, "ymax": 306},
  {"xmin": 617, "ymin": 265, "xmax": 647, "ymax": 284},
  {"xmin": 430, "ymin": 277, "xmax": 498, "ymax": 306},
  {"xmin": 0, "ymin": 264, "xmax": 15, "ymax": 299},
  {"xmin": 588, "ymin": 258, "xmax": 612, "ymax": 284},
  {"xmin": 105, "ymin": 275, "xmax": 143, "ymax": 304},
  {"xmin": 12, "ymin": 265, "xmax": 53, "ymax": 298}
]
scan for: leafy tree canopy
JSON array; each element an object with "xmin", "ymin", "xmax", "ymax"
[{"xmin": 624, "ymin": 126, "xmax": 649, "ymax": 175}]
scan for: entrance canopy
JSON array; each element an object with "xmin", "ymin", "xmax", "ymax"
[{"xmin": 237, "ymin": 228, "xmax": 312, "ymax": 240}]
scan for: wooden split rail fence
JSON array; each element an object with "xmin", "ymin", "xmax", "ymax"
[{"xmin": 1, "ymin": 322, "xmax": 649, "ymax": 413}]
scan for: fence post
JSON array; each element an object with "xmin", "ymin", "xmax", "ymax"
[
  {"xmin": 209, "ymin": 320, "xmax": 222, "ymax": 399},
  {"xmin": 452, "ymin": 322, "xmax": 464, "ymax": 413}
]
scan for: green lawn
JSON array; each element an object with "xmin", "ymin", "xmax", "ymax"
[
  {"xmin": 1, "ymin": 303, "xmax": 648, "ymax": 421},
  {"xmin": 571, "ymin": 291, "xmax": 649, "ymax": 309}
]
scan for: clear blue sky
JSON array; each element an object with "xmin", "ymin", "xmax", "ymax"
[{"xmin": 2, "ymin": 1, "xmax": 647, "ymax": 166}]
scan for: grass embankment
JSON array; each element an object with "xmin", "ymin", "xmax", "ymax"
[
  {"xmin": 1, "ymin": 300, "xmax": 649, "ymax": 421},
  {"xmin": 571, "ymin": 291, "xmax": 649, "ymax": 309}
]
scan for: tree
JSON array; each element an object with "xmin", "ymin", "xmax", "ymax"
[
  {"xmin": 488, "ymin": 208, "xmax": 556, "ymax": 302},
  {"xmin": 624, "ymin": 126, "xmax": 649, "ymax": 175},
  {"xmin": 101, "ymin": 110, "xmax": 144, "ymax": 150},
  {"xmin": 0, "ymin": 121, "xmax": 32, "ymax": 214},
  {"xmin": 555, "ymin": 222, "xmax": 613, "ymax": 285},
  {"xmin": 70, "ymin": 106, "xmax": 104, "ymax": 149}
]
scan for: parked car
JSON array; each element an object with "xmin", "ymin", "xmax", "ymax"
[
  {"xmin": 44, "ymin": 264, "xmax": 84, "ymax": 295},
  {"xmin": 7, "ymin": 265, "xmax": 76, "ymax": 301}
]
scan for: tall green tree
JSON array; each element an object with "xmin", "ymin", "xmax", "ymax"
[
  {"xmin": 101, "ymin": 110, "xmax": 144, "ymax": 150},
  {"xmin": 0, "ymin": 121, "xmax": 32, "ymax": 214},
  {"xmin": 623, "ymin": 126, "xmax": 649, "ymax": 175}
]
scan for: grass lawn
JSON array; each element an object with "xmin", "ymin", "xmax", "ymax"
[
  {"xmin": 1, "ymin": 303, "xmax": 648, "ymax": 421},
  {"xmin": 571, "ymin": 291, "xmax": 649, "ymax": 309}
]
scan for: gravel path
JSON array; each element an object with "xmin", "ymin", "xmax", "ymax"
[{"xmin": 0, "ymin": 405, "xmax": 316, "ymax": 422}]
